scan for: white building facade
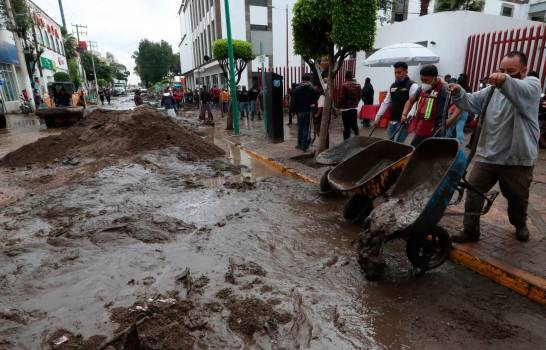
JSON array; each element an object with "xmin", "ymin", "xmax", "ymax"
[
  {"xmin": 355, "ymin": 11, "xmax": 538, "ymax": 103},
  {"xmin": 178, "ymin": 0, "xmax": 299, "ymax": 90},
  {"xmin": 0, "ymin": 0, "xmax": 68, "ymax": 113},
  {"xmin": 27, "ymin": 1, "xmax": 68, "ymax": 96}
]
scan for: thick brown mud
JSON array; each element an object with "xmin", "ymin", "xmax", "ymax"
[{"xmin": 1, "ymin": 110, "xmax": 545, "ymax": 349}]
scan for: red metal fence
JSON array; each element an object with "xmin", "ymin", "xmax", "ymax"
[
  {"xmin": 258, "ymin": 59, "xmax": 357, "ymax": 103},
  {"xmin": 464, "ymin": 24, "xmax": 546, "ymax": 92}
]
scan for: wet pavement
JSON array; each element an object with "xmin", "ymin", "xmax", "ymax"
[{"xmin": 1, "ymin": 101, "xmax": 545, "ymax": 349}]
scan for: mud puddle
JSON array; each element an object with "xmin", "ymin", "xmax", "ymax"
[{"xmin": 0, "ymin": 114, "xmax": 59, "ymax": 159}]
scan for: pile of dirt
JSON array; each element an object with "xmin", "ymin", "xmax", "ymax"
[{"xmin": 0, "ymin": 107, "xmax": 224, "ymax": 167}]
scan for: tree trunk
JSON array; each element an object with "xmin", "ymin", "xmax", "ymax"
[
  {"xmin": 225, "ymin": 104, "xmax": 234, "ymax": 131},
  {"xmin": 315, "ymin": 49, "xmax": 336, "ymax": 156},
  {"xmin": 420, "ymin": 0, "xmax": 431, "ymax": 16}
]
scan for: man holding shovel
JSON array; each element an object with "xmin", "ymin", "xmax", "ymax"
[{"xmin": 449, "ymin": 51, "xmax": 541, "ymax": 243}]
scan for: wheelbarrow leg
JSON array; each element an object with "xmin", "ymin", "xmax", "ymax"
[
  {"xmin": 343, "ymin": 195, "xmax": 374, "ymax": 223},
  {"xmin": 358, "ymin": 230, "xmax": 386, "ymax": 280}
]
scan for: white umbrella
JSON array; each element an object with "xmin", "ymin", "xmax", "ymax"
[{"xmin": 363, "ymin": 43, "xmax": 440, "ymax": 67}]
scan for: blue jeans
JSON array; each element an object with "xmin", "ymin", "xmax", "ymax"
[
  {"xmin": 448, "ymin": 111, "xmax": 468, "ymax": 144},
  {"xmin": 249, "ymin": 100, "xmax": 257, "ymax": 113},
  {"xmin": 239, "ymin": 101, "xmax": 249, "ymax": 115},
  {"xmin": 387, "ymin": 121, "xmax": 408, "ymax": 143},
  {"xmin": 297, "ymin": 112, "xmax": 311, "ymax": 150}
]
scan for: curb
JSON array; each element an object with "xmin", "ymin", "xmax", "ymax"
[{"xmin": 232, "ymin": 141, "xmax": 546, "ymax": 306}]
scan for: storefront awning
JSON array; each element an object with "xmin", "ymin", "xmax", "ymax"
[{"xmin": 0, "ymin": 42, "xmax": 20, "ymax": 65}]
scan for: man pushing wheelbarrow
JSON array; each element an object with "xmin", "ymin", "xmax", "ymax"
[{"xmin": 358, "ymin": 51, "xmax": 542, "ymax": 280}]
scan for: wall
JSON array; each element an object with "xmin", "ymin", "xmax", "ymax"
[
  {"xmin": 483, "ymin": 0, "xmax": 530, "ymax": 20},
  {"xmin": 355, "ymin": 11, "xmax": 537, "ymax": 103},
  {"xmin": 271, "ymin": 0, "xmax": 300, "ymax": 67},
  {"xmin": 179, "ymin": 5, "xmax": 194, "ymax": 74}
]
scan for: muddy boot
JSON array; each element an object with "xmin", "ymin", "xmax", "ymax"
[
  {"xmin": 451, "ymin": 230, "xmax": 480, "ymax": 243},
  {"xmin": 358, "ymin": 230, "xmax": 386, "ymax": 280},
  {"xmin": 515, "ymin": 225, "xmax": 530, "ymax": 242}
]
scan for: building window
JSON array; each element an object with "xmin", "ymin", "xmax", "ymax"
[
  {"xmin": 0, "ymin": 63, "xmax": 19, "ymax": 101},
  {"xmin": 35, "ymin": 26, "xmax": 43, "ymax": 45},
  {"xmin": 250, "ymin": 0, "xmax": 267, "ymax": 6},
  {"xmin": 250, "ymin": 24, "xmax": 268, "ymax": 31},
  {"xmin": 501, "ymin": 4, "xmax": 514, "ymax": 17},
  {"xmin": 44, "ymin": 30, "xmax": 50, "ymax": 49},
  {"xmin": 529, "ymin": 11, "xmax": 546, "ymax": 22}
]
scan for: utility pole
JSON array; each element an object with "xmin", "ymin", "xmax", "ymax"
[
  {"xmin": 286, "ymin": 4, "xmax": 289, "ymax": 72},
  {"xmin": 58, "ymin": 0, "xmax": 67, "ymax": 30},
  {"xmin": 71, "ymin": 24, "xmax": 87, "ymax": 46},
  {"xmin": 224, "ymin": 0, "xmax": 239, "ymax": 135},
  {"xmin": 88, "ymin": 41, "xmax": 99, "ymax": 96},
  {"xmin": 5, "ymin": 0, "xmax": 35, "ymax": 111}
]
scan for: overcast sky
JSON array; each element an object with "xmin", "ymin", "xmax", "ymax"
[{"xmin": 32, "ymin": 0, "xmax": 181, "ymax": 84}]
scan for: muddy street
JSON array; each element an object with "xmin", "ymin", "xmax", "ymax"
[{"xmin": 1, "ymin": 107, "xmax": 545, "ymax": 350}]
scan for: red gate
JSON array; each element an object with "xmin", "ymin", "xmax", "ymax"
[{"xmin": 464, "ymin": 24, "xmax": 546, "ymax": 92}]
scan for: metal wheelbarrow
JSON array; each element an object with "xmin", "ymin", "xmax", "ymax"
[
  {"xmin": 358, "ymin": 138, "xmax": 466, "ymax": 279},
  {"xmin": 328, "ymin": 140, "xmax": 414, "ymax": 222},
  {"xmin": 358, "ymin": 88, "xmax": 499, "ymax": 280},
  {"xmin": 316, "ymin": 135, "xmax": 382, "ymax": 194}
]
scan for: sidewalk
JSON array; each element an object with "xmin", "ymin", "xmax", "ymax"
[{"xmin": 186, "ymin": 110, "xmax": 546, "ymax": 305}]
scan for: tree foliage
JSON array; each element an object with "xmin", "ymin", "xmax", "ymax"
[
  {"xmin": 132, "ymin": 39, "xmax": 178, "ymax": 86},
  {"xmin": 81, "ymin": 51, "xmax": 113, "ymax": 82},
  {"xmin": 111, "ymin": 62, "xmax": 130, "ymax": 81},
  {"xmin": 62, "ymin": 27, "xmax": 78, "ymax": 60},
  {"xmin": 292, "ymin": 0, "xmax": 376, "ymax": 155},
  {"xmin": 0, "ymin": 0, "xmax": 31, "ymax": 37},
  {"xmin": 435, "ymin": 0, "xmax": 484, "ymax": 12},
  {"xmin": 213, "ymin": 39, "xmax": 254, "ymax": 85},
  {"xmin": 68, "ymin": 58, "xmax": 81, "ymax": 88},
  {"xmin": 97, "ymin": 78, "xmax": 108, "ymax": 88},
  {"xmin": 53, "ymin": 71, "xmax": 70, "ymax": 82}
]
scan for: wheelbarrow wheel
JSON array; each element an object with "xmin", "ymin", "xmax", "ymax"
[
  {"xmin": 406, "ymin": 226, "xmax": 452, "ymax": 271},
  {"xmin": 319, "ymin": 168, "xmax": 335, "ymax": 195},
  {"xmin": 343, "ymin": 195, "xmax": 374, "ymax": 223}
]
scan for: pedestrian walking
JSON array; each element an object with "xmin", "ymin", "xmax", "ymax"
[
  {"xmin": 98, "ymin": 88, "xmax": 105, "ymax": 105},
  {"xmin": 199, "ymin": 86, "xmax": 214, "ymax": 123},
  {"xmin": 238, "ymin": 86, "xmax": 250, "ymax": 119},
  {"xmin": 105, "ymin": 87, "xmax": 111, "ymax": 105},
  {"xmin": 338, "ymin": 70, "xmax": 361, "ymax": 140},
  {"xmin": 134, "ymin": 90, "xmax": 144, "ymax": 106},
  {"xmin": 361, "ymin": 77, "xmax": 374, "ymax": 127},
  {"xmin": 33, "ymin": 88, "xmax": 42, "ymax": 108},
  {"xmin": 287, "ymin": 85, "xmax": 297, "ymax": 125},
  {"xmin": 292, "ymin": 73, "xmax": 317, "ymax": 151},
  {"xmin": 374, "ymin": 62, "xmax": 419, "ymax": 143},
  {"xmin": 210, "ymin": 85, "xmax": 219, "ymax": 109},
  {"xmin": 161, "ymin": 88, "xmax": 177, "ymax": 118},
  {"xmin": 449, "ymin": 51, "xmax": 541, "ymax": 243},
  {"xmin": 249, "ymin": 85, "xmax": 260, "ymax": 120},
  {"xmin": 401, "ymin": 64, "xmax": 449, "ymax": 147},
  {"xmin": 219, "ymin": 88, "xmax": 229, "ymax": 118}
]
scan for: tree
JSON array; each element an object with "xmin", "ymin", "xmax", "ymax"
[
  {"xmin": 1, "ymin": 0, "xmax": 43, "ymax": 80},
  {"xmin": 80, "ymin": 51, "xmax": 113, "ymax": 82},
  {"xmin": 213, "ymin": 39, "xmax": 254, "ymax": 85},
  {"xmin": 61, "ymin": 27, "xmax": 78, "ymax": 60},
  {"xmin": 133, "ymin": 39, "xmax": 177, "ymax": 86},
  {"xmin": 292, "ymin": 0, "xmax": 376, "ymax": 155},
  {"xmin": 68, "ymin": 58, "xmax": 81, "ymax": 88},
  {"xmin": 213, "ymin": 39, "xmax": 254, "ymax": 131},
  {"xmin": 435, "ymin": 0, "xmax": 484, "ymax": 12},
  {"xmin": 97, "ymin": 78, "xmax": 108, "ymax": 88},
  {"xmin": 420, "ymin": 0, "xmax": 430, "ymax": 15},
  {"xmin": 53, "ymin": 71, "xmax": 70, "ymax": 82},
  {"xmin": 111, "ymin": 62, "xmax": 130, "ymax": 81}
]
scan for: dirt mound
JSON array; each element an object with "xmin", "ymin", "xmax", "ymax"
[{"xmin": 0, "ymin": 107, "xmax": 224, "ymax": 167}]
